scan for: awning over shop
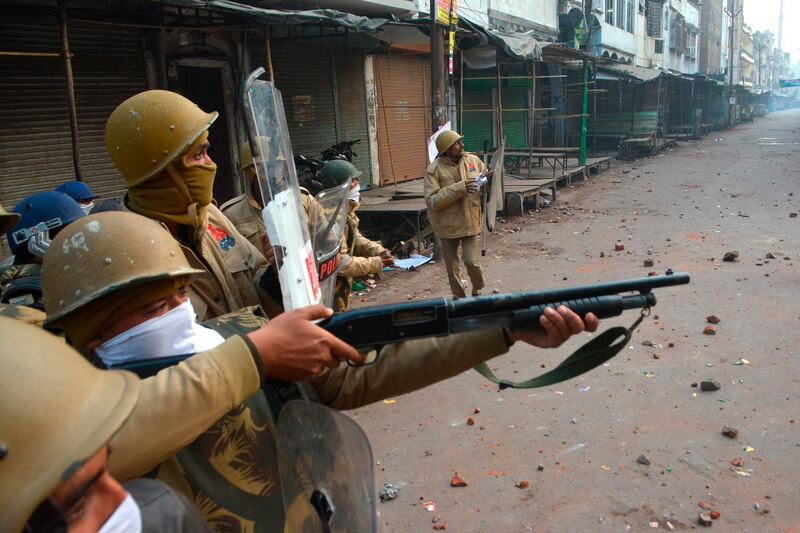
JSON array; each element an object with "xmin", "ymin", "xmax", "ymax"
[
  {"xmin": 457, "ymin": 17, "xmax": 541, "ymax": 68},
  {"xmin": 596, "ymin": 63, "xmax": 664, "ymax": 82},
  {"xmin": 165, "ymin": 1, "xmax": 395, "ymax": 32}
]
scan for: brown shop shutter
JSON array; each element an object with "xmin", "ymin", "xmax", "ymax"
[{"xmin": 374, "ymin": 53, "xmax": 431, "ymax": 187}]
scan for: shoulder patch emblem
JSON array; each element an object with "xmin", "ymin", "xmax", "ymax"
[{"xmin": 207, "ymin": 224, "xmax": 236, "ymax": 251}]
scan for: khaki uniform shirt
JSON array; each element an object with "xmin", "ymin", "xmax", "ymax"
[
  {"xmin": 334, "ymin": 212, "xmax": 385, "ymax": 311},
  {"xmin": 123, "ymin": 199, "xmax": 281, "ymax": 320},
  {"xmin": 219, "ymin": 194, "xmax": 264, "ymax": 252},
  {"xmin": 108, "ymin": 326, "xmax": 510, "ymax": 484},
  {"xmin": 424, "ymin": 152, "xmax": 486, "ymax": 239}
]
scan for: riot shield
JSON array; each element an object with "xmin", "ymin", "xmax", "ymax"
[
  {"xmin": 309, "ymin": 180, "xmax": 351, "ymax": 309},
  {"xmin": 277, "ymin": 400, "xmax": 376, "ymax": 533},
  {"xmin": 485, "ymin": 141, "xmax": 505, "ymax": 232},
  {"xmin": 243, "ymin": 68, "xmax": 320, "ymax": 310}
]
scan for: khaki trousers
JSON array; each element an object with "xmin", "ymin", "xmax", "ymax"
[{"xmin": 440, "ymin": 235, "xmax": 485, "ymax": 298}]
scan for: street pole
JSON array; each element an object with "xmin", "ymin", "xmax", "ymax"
[
  {"xmin": 60, "ymin": 4, "xmax": 83, "ymax": 181},
  {"xmin": 726, "ymin": 0, "xmax": 738, "ymax": 126},
  {"xmin": 579, "ymin": 60, "xmax": 588, "ymax": 166},
  {"xmin": 430, "ymin": 0, "xmax": 446, "ymax": 132}
]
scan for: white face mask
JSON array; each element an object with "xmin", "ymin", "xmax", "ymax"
[
  {"xmin": 80, "ymin": 202, "xmax": 94, "ymax": 215},
  {"xmin": 98, "ymin": 493, "xmax": 142, "ymax": 533},
  {"xmin": 95, "ymin": 300, "xmax": 225, "ymax": 367},
  {"xmin": 347, "ymin": 188, "xmax": 360, "ymax": 204}
]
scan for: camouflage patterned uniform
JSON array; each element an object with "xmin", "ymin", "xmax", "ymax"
[{"xmin": 0, "ymin": 263, "xmax": 43, "ymax": 309}]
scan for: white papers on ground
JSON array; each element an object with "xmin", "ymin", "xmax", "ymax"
[{"xmin": 393, "ymin": 253, "xmax": 433, "ymax": 270}]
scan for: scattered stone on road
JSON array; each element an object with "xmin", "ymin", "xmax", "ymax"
[
  {"xmin": 637, "ymin": 454, "xmax": 651, "ymax": 465},
  {"xmin": 723, "ymin": 251, "xmax": 739, "ymax": 262},
  {"xmin": 698, "ymin": 512, "xmax": 713, "ymax": 527},
  {"xmin": 706, "ymin": 315, "xmax": 721, "ymax": 324},
  {"xmin": 700, "ymin": 380, "xmax": 721, "ymax": 391},
  {"xmin": 703, "ymin": 326, "xmax": 717, "ymax": 335},
  {"xmin": 450, "ymin": 474, "xmax": 468, "ymax": 487},
  {"xmin": 722, "ymin": 426, "xmax": 739, "ymax": 438},
  {"xmin": 615, "ymin": 242, "xmax": 625, "ymax": 251},
  {"xmin": 379, "ymin": 483, "xmax": 400, "ymax": 502},
  {"xmin": 643, "ymin": 258, "xmax": 654, "ymax": 267}
]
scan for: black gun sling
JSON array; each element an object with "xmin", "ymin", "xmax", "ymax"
[{"xmin": 473, "ymin": 311, "xmax": 647, "ymax": 390}]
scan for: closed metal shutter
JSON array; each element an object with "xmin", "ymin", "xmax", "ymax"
[
  {"xmin": 0, "ymin": 16, "xmax": 147, "ymax": 209},
  {"xmin": 334, "ymin": 49, "xmax": 371, "ymax": 185},
  {"xmin": 0, "ymin": 15, "xmax": 73, "ymax": 208},
  {"xmin": 248, "ymin": 40, "xmax": 372, "ymax": 185},
  {"xmin": 70, "ymin": 20, "xmax": 148, "ymax": 199},
  {"xmin": 374, "ymin": 53, "xmax": 431, "ymax": 187},
  {"xmin": 269, "ymin": 41, "xmax": 338, "ymax": 161},
  {"xmin": 502, "ymin": 86, "xmax": 528, "ymax": 149},
  {"xmin": 461, "ymin": 86, "xmax": 493, "ymax": 153}
]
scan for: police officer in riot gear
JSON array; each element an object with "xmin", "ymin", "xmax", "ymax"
[
  {"xmin": 105, "ymin": 90, "xmax": 281, "ymax": 321},
  {"xmin": 2, "ymin": 191, "xmax": 84, "ymax": 309},
  {"xmin": 317, "ymin": 160, "xmax": 394, "ymax": 310}
]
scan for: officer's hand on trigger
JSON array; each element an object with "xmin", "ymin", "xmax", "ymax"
[{"xmin": 246, "ymin": 305, "xmax": 364, "ymax": 381}]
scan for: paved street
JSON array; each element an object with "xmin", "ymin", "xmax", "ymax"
[{"xmin": 350, "ymin": 109, "xmax": 800, "ymax": 532}]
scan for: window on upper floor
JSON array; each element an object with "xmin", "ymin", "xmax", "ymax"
[
  {"xmin": 626, "ymin": 0, "xmax": 634, "ymax": 32},
  {"xmin": 645, "ymin": 0, "xmax": 663, "ymax": 37},
  {"xmin": 606, "ymin": 0, "xmax": 615, "ymax": 24},
  {"xmin": 616, "ymin": 0, "xmax": 625, "ymax": 29}
]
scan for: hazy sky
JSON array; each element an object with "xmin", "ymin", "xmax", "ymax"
[{"xmin": 743, "ymin": 0, "xmax": 797, "ymax": 58}]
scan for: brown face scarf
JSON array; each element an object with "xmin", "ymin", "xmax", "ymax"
[{"xmin": 127, "ymin": 131, "xmax": 216, "ymax": 241}]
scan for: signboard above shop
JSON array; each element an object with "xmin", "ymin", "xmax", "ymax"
[
  {"xmin": 779, "ymin": 78, "xmax": 800, "ymax": 88},
  {"xmin": 436, "ymin": 0, "xmax": 458, "ymax": 25}
]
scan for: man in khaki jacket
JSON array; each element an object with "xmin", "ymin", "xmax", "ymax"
[
  {"xmin": 424, "ymin": 130, "xmax": 490, "ymax": 298},
  {"xmin": 105, "ymin": 90, "xmax": 281, "ymax": 321}
]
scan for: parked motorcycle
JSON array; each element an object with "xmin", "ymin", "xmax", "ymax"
[
  {"xmin": 294, "ymin": 153, "xmax": 325, "ymax": 195},
  {"xmin": 321, "ymin": 139, "xmax": 361, "ymax": 163}
]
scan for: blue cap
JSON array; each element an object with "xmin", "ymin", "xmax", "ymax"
[
  {"xmin": 6, "ymin": 192, "xmax": 85, "ymax": 254},
  {"xmin": 54, "ymin": 181, "xmax": 97, "ymax": 202}
]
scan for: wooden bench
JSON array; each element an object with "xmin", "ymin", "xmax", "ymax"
[{"xmin": 619, "ymin": 134, "xmax": 656, "ymax": 160}]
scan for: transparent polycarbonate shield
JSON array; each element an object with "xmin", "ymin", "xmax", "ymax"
[
  {"xmin": 310, "ymin": 179, "xmax": 351, "ymax": 308},
  {"xmin": 277, "ymin": 401, "xmax": 377, "ymax": 533},
  {"xmin": 243, "ymin": 68, "xmax": 320, "ymax": 310},
  {"xmin": 485, "ymin": 141, "xmax": 505, "ymax": 232}
]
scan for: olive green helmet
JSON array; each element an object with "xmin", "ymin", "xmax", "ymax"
[
  {"xmin": 318, "ymin": 160, "xmax": 361, "ymax": 190},
  {"xmin": 435, "ymin": 130, "xmax": 463, "ymax": 155},
  {"xmin": 239, "ymin": 140, "xmax": 254, "ymax": 172},
  {"xmin": 239, "ymin": 136, "xmax": 271, "ymax": 172},
  {"xmin": 105, "ymin": 90, "xmax": 218, "ymax": 187},
  {"xmin": 42, "ymin": 211, "xmax": 203, "ymax": 327},
  {"xmin": 0, "ymin": 316, "xmax": 140, "ymax": 532},
  {"xmin": 0, "ymin": 202, "xmax": 20, "ymax": 235}
]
